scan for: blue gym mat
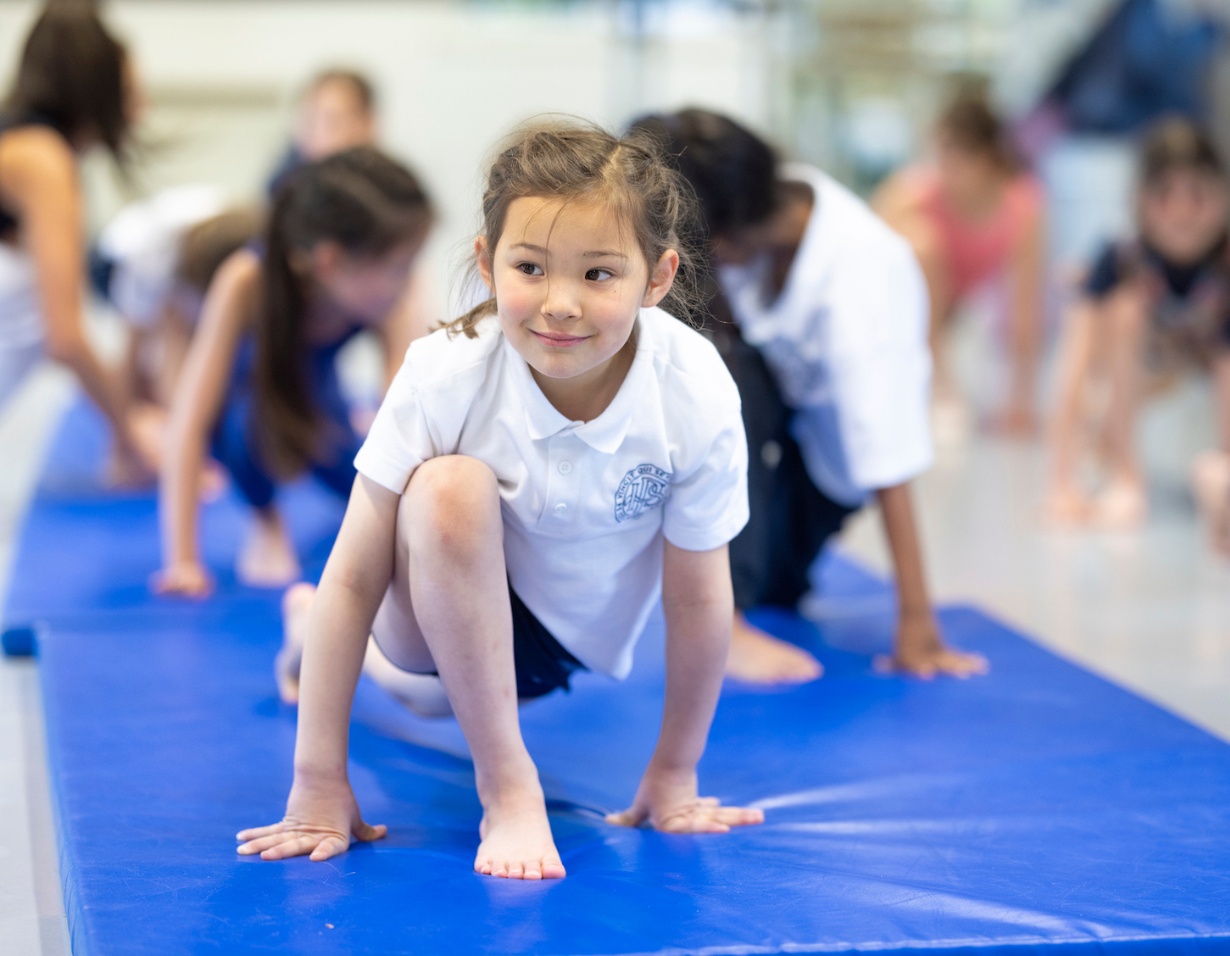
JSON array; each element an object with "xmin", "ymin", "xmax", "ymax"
[{"xmin": 7, "ymin": 402, "xmax": 1230, "ymax": 955}]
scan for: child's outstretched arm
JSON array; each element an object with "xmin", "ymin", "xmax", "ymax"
[
  {"xmin": 607, "ymin": 542, "xmax": 764, "ymax": 833},
  {"xmin": 874, "ymin": 481, "xmax": 988, "ymax": 678},
  {"xmin": 153, "ymin": 252, "xmax": 257, "ymax": 597},
  {"xmin": 237, "ymin": 474, "xmax": 399, "ymax": 861},
  {"xmin": 4, "ymin": 127, "xmax": 149, "ymax": 480}
]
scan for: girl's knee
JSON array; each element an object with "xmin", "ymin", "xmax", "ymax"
[{"xmin": 401, "ymin": 456, "xmax": 501, "ymax": 547}]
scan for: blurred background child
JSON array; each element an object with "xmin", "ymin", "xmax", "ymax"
[
  {"xmin": 266, "ymin": 69, "xmax": 377, "ymax": 197},
  {"xmin": 1048, "ymin": 118, "xmax": 1230, "ymax": 544},
  {"xmin": 91, "ymin": 186, "xmax": 261, "ymax": 409},
  {"xmin": 0, "ymin": 0, "xmax": 154, "ymax": 482},
  {"xmin": 875, "ymin": 93, "xmax": 1047, "ymax": 439},
  {"xmin": 155, "ymin": 147, "xmax": 433, "ymax": 597},
  {"xmin": 633, "ymin": 108, "xmax": 987, "ymax": 685}
]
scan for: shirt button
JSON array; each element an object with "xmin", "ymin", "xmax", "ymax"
[
  {"xmin": 558, "ymin": 461, "xmax": 573, "ymax": 475},
  {"xmin": 553, "ymin": 502, "xmax": 568, "ymax": 515}
]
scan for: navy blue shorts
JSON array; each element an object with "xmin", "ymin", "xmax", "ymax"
[{"xmin": 385, "ymin": 586, "xmax": 584, "ymax": 701}]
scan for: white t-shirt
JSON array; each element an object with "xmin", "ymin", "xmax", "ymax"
[
  {"xmin": 355, "ymin": 306, "xmax": 749, "ymax": 678},
  {"xmin": 0, "ymin": 242, "xmax": 42, "ymax": 408},
  {"xmin": 719, "ymin": 163, "xmax": 933, "ymax": 506},
  {"xmin": 96, "ymin": 184, "xmax": 228, "ymax": 329}
]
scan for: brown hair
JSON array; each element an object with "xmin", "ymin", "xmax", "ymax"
[
  {"xmin": 4, "ymin": 0, "xmax": 134, "ymax": 166},
  {"xmin": 256, "ymin": 146, "xmax": 433, "ymax": 478},
  {"xmin": 175, "ymin": 206, "xmax": 263, "ymax": 293},
  {"xmin": 1139, "ymin": 117, "xmax": 1225, "ymax": 187},
  {"xmin": 304, "ymin": 69, "xmax": 376, "ymax": 114},
  {"xmin": 936, "ymin": 94, "xmax": 1019, "ymax": 172},
  {"xmin": 450, "ymin": 118, "xmax": 705, "ymax": 337}
]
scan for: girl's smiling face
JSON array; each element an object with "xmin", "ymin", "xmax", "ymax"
[
  {"xmin": 1139, "ymin": 167, "xmax": 1230, "ymax": 265},
  {"xmin": 478, "ymin": 196, "xmax": 678, "ymax": 409}
]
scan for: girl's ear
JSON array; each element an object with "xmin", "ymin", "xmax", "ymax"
[
  {"xmin": 642, "ymin": 248, "xmax": 680, "ymax": 308},
  {"xmin": 305, "ymin": 240, "xmax": 343, "ymax": 282},
  {"xmin": 475, "ymin": 236, "xmax": 495, "ymax": 294}
]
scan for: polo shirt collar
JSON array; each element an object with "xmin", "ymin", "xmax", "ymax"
[{"xmin": 502, "ymin": 312, "xmax": 650, "ymax": 454}]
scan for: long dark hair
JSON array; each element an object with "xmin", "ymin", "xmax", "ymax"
[
  {"xmin": 629, "ymin": 108, "xmax": 780, "ymax": 243},
  {"xmin": 256, "ymin": 146, "xmax": 433, "ymax": 478},
  {"xmin": 935, "ymin": 93, "xmax": 1021, "ymax": 173},
  {"xmin": 4, "ymin": 1, "xmax": 134, "ymax": 165}
]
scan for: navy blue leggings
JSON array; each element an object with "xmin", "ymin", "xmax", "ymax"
[{"xmin": 210, "ymin": 338, "xmax": 361, "ymax": 509}]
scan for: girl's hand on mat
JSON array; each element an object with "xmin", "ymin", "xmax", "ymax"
[
  {"xmin": 877, "ymin": 615, "xmax": 988, "ymax": 679},
  {"xmin": 607, "ymin": 769, "xmax": 763, "ymax": 834},
  {"xmin": 151, "ymin": 562, "xmax": 214, "ymax": 599},
  {"xmin": 236, "ymin": 778, "xmax": 386, "ymax": 862}
]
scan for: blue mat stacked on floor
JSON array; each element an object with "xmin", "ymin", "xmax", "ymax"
[{"xmin": 7, "ymin": 402, "xmax": 1230, "ymax": 955}]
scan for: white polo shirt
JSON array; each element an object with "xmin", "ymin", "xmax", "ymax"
[
  {"xmin": 719, "ymin": 163, "xmax": 933, "ymax": 506},
  {"xmin": 354, "ymin": 306, "xmax": 749, "ymax": 678}
]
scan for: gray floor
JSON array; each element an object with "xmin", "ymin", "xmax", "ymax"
[{"xmin": 1, "ymin": 349, "xmax": 1229, "ymax": 956}]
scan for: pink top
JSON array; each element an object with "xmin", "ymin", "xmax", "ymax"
[{"xmin": 911, "ymin": 167, "xmax": 1043, "ymax": 299}]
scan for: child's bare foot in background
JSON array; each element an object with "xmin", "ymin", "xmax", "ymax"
[
  {"xmin": 239, "ymin": 508, "xmax": 301, "ymax": 587},
  {"xmin": 1193, "ymin": 451, "xmax": 1230, "ymax": 557},
  {"xmin": 275, "ymin": 582, "xmax": 315, "ymax": 704},
  {"xmin": 725, "ymin": 612, "xmax": 823, "ymax": 684}
]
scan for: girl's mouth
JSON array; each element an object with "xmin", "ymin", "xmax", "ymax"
[{"xmin": 531, "ymin": 330, "xmax": 588, "ymax": 348}]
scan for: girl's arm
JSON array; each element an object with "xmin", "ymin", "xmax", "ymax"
[
  {"xmin": 238, "ymin": 473, "xmax": 399, "ymax": 861},
  {"xmin": 153, "ymin": 251, "xmax": 258, "ymax": 596},
  {"xmin": 875, "ymin": 481, "xmax": 988, "ymax": 678},
  {"xmin": 0, "ymin": 128, "xmax": 144, "ymax": 472},
  {"xmin": 607, "ymin": 542, "xmax": 763, "ymax": 833},
  {"xmin": 997, "ymin": 206, "xmax": 1047, "ymax": 435},
  {"xmin": 1046, "ymin": 297, "xmax": 1101, "ymax": 520}
]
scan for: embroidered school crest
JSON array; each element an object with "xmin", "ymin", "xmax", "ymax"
[{"xmin": 614, "ymin": 464, "xmax": 671, "ymax": 522}]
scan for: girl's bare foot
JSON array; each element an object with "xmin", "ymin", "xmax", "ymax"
[
  {"xmin": 361, "ymin": 643, "xmax": 454, "ymax": 718},
  {"xmin": 275, "ymin": 582, "xmax": 315, "ymax": 704},
  {"xmin": 725, "ymin": 612, "xmax": 823, "ymax": 684},
  {"xmin": 238, "ymin": 509, "xmax": 301, "ymax": 587},
  {"xmin": 474, "ymin": 784, "xmax": 565, "ymax": 880},
  {"xmin": 1091, "ymin": 478, "xmax": 1147, "ymax": 530},
  {"xmin": 1193, "ymin": 450, "xmax": 1230, "ymax": 557},
  {"xmin": 1043, "ymin": 486, "xmax": 1093, "ymax": 527}
]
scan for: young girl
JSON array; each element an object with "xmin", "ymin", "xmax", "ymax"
[
  {"xmin": 1048, "ymin": 118, "xmax": 1230, "ymax": 541},
  {"xmin": 0, "ymin": 2, "xmax": 152, "ymax": 480},
  {"xmin": 236, "ymin": 120, "xmax": 763, "ymax": 879},
  {"xmin": 154, "ymin": 148, "xmax": 433, "ymax": 597},
  {"xmin": 874, "ymin": 94, "xmax": 1047, "ymax": 437},
  {"xmin": 631, "ymin": 109, "xmax": 987, "ymax": 685},
  {"xmin": 266, "ymin": 69, "xmax": 378, "ymax": 197}
]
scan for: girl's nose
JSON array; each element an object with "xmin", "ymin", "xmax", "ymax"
[{"xmin": 541, "ymin": 279, "xmax": 581, "ymax": 322}]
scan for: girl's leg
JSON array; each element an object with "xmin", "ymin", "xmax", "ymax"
[
  {"xmin": 1192, "ymin": 352, "xmax": 1230, "ymax": 555},
  {"xmin": 374, "ymin": 455, "xmax": 564, "ymax": 880},
  {"xmin": 1092, "ymin": 288, "xmax": 1150, "ymax": 528},
  {"xmin": 1045, "ymin": 298, "xmax": 1100, "ymax": 523},
  {"xmin": 210, "ymin": 393, "xmax": 301, "ymax": 585}
]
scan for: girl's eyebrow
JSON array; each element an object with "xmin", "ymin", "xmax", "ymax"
[{"xmin": 509, "ymin": 242, "xmax": 626, "ymax": 260}]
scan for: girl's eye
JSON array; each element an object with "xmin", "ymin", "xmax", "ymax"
[
  {"xmin": 517, "ymin": 262, "xmax": 543, "ymax": 276},
  {"xmin": 586, "ymin": 268, "xmax": 614, "ymax": 281}
]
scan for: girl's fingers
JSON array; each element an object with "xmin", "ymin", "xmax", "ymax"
[
  {"xmin": 309, "ymin": 835, "xmax": 350, "ymax": 861},
  {"xmin": 261, "ymin": 834, "xmax": 325, "ymax": 860},
  {"xmin": 237, "ymin": 832, "xmax": 299, "ymax": 855},
  {"xmin": 353, "ymin": 821, "xmax": 387, "ymax": 843},
  {"xmin": 236, "ymin": 822, "xmax": 289, "ymax": 842},
  {"xmin": 605, "ymin": 806, "xmax": 646, "ymax": 828}
]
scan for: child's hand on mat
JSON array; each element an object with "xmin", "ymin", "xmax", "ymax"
[
  {"xmin": 236, "ymin": 776, "xmax": 386, "ymax": 862},
  {"xmin": 151, "ymin": 561, "xmax": 214, "ymax": 599},
  {"xmin": 876, "ymin": 613, "xmax": 988, "ymax": 679},
  {"xmin": 607, "ymin": 768, "xmax": 763, "ymax": 834}
]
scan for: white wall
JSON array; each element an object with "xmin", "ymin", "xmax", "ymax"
[{"xmin": 0, "ymin": 0, "xmax": 778, "ymax": 302}]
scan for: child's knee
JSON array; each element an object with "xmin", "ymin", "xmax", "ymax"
[{"xmin": 402, "ymin": 456, "xmax": 500, "ymax": 549}]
